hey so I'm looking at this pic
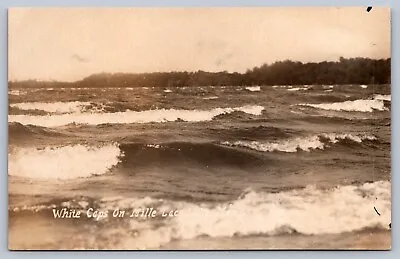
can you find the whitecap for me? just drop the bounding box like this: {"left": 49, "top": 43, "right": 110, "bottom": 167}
{"left": 8, "top": 143, "right": 122, "bottom": 180}
{"left": 8, "top": 105, "right": 265, "bottom": 127}
{"left": 245, "top": 86, "right": 261, "bottom": 92}
{"left": 222, "top": 133, "right": 376, "bottom": 153}
{"left": 299, "top": 99, "right": 387, "bottom": 112}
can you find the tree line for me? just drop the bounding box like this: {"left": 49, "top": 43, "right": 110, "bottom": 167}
{"left": 9, "top": 57, "right": 391, "bottom": 88}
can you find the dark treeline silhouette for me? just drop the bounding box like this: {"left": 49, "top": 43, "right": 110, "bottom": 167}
{"left": 9, "top": 57, "right": 391, "bottom": 88}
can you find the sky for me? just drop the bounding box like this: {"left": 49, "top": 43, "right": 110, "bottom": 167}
{"left": 8, "top": 7, "right": 391, "bottom": 82}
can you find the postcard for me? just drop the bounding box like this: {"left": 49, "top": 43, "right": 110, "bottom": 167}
{"left": 8, "top": 7, "right": 391, "bottom": 250}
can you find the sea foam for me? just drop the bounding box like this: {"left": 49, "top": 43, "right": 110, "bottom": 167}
{"left": 300, "top": 99, "right": 388, "bottom": 112}
{"left": 374, "top": 94, "right": 391, "bottom": 101}
{"left": 8, "top": 144, "right": 123, "bottom": 179}
{"left": 10, "top": 180, "right": 391, "bottom": 249}
{"left": 202, "top": 96, "right": 219, "bottom": 100}
{"left": 8, "top": 90, "right": 27, "bottom": 96}
{"left": 20, "top": 180, "right": 389, "bottom": 249}
{"left": 8, "top": 105, "right": 264, "bottom": 127}
{"left": 245, "top": 86, "right": 261, "bottom": 92}
{"left": 287, "top": 87, "right": 308, "bottom": 92}
{"left": 155, "top": 180, "right": 391, "bottom": 240}
{"left": 222, "top": 133, "right": 376, "bottom": 153}
{"left": 10, "top": 101, "right": 91, "bottom": 114}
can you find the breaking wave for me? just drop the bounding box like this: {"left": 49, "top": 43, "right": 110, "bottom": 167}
{"left": 9, "top": 89, "right": 27, "bottom": 96}
{"left": 222, "top": 133, "right": 377, "bottom": 153}
{"left": 8, "top": 144, "right": 123, "bottom": 180}
{"left": 287, "top": 87, "right": 309, "bottom": 91}
{"left": 374, "top": 94, "right": 391, "bottom": 101}
{"left": 8, "top": 105, "right": 264, "bottom": 127}
{"left": 299, "top": 99, "right": 388, "bottom": 112}
{"left": 245, "top": 86, "right": 261, "bottom": 92}
{"left": 10, "top": 101, "right": 92, "bottom": 114}
{"left": 202, "top": 96, "right": 219, "bottom": 100}
{"left": 10, "top": 180, "right": 391, "bottom": 249}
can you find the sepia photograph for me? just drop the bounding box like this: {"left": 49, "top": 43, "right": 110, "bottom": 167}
{"left": 8, "top": 7, "right": 391, "bottom": 250}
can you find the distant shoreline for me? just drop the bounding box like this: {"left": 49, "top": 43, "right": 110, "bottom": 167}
{"left": 9, "top": 57, "right": 391, "bottom": 88}
{"left": 8, "top": 83, "right": 391, "bottom": 89}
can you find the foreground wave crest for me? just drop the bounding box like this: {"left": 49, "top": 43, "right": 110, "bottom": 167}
{"left": 8, "top": 144, "right": 123, "bottom": 179}
{"left": 10, "top": 181, "right": 391, "bottom": 249}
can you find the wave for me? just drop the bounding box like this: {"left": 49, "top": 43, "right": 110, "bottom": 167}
{"left": 374, "top": 94, "right": 391, "bottom": 101}
{"left": 360, "top": 85, "right": 368, "bottom": 89}
{"left": 245, "top": 86, "right": 261, "bottom": 92}
{"left": 287, "top": 87, "right": 309, "bottom": 91}
{"left": 271, "top": 85, "right": 310, "bottom": 91}
{"left": 222, "top": 133, "right": 377, "bottom": 153}
{"left": 8, "top": 105, "right": 264, "bottom": 127}
{"left": 299, "top": 99, "right": 388, "bottom": 112}
{"left": 8, "top": 144, "right": 123, "bottom": 180}
{"left": 10, "top": 181, "right": 391, "bottom": 249}
{"left": 9, "top": 89, "right": 27, "bottom": 96}
{"left": 9, "top": 122, "right": 65, "bottom": 139}
{"left": 158, "top": 180, "right": 390, "bottom": 243}
{"left": 163, "top": 89, "right": 172, "bottom": 93}
{"left": 208, "top": 125, "right": 295, "bottom": 140}
{"left": 10, "top": 101, "right": 92, "bottom": 114}
{"left": 272, "top": 85, "right": 292, "bottom": 89}
{"left": 117, "top": 142, "right": 265, "bottom": 168}
{"left": 9, "top": 101, "right": 135, "bottom": 114}
{"left": 310, "top": 94, "right": 347, "bottom": 103}
{"left": 7, "top": 140, "right": 267, "bottom": 180}
{"left": 202, "top": 96, "right": 219, "bottom": 100}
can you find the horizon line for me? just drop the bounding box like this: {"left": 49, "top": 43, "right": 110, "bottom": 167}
{"left": 8, "top": 56, "right": 391, "bottom": 83}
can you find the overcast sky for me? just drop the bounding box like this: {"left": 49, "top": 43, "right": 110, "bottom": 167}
{"left": 9, "top": 7, "right": 390, "bottom": 82}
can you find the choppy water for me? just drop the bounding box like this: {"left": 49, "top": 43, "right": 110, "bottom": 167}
{"left": 8, "top": 84, "right": 391, "bottom": 250}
